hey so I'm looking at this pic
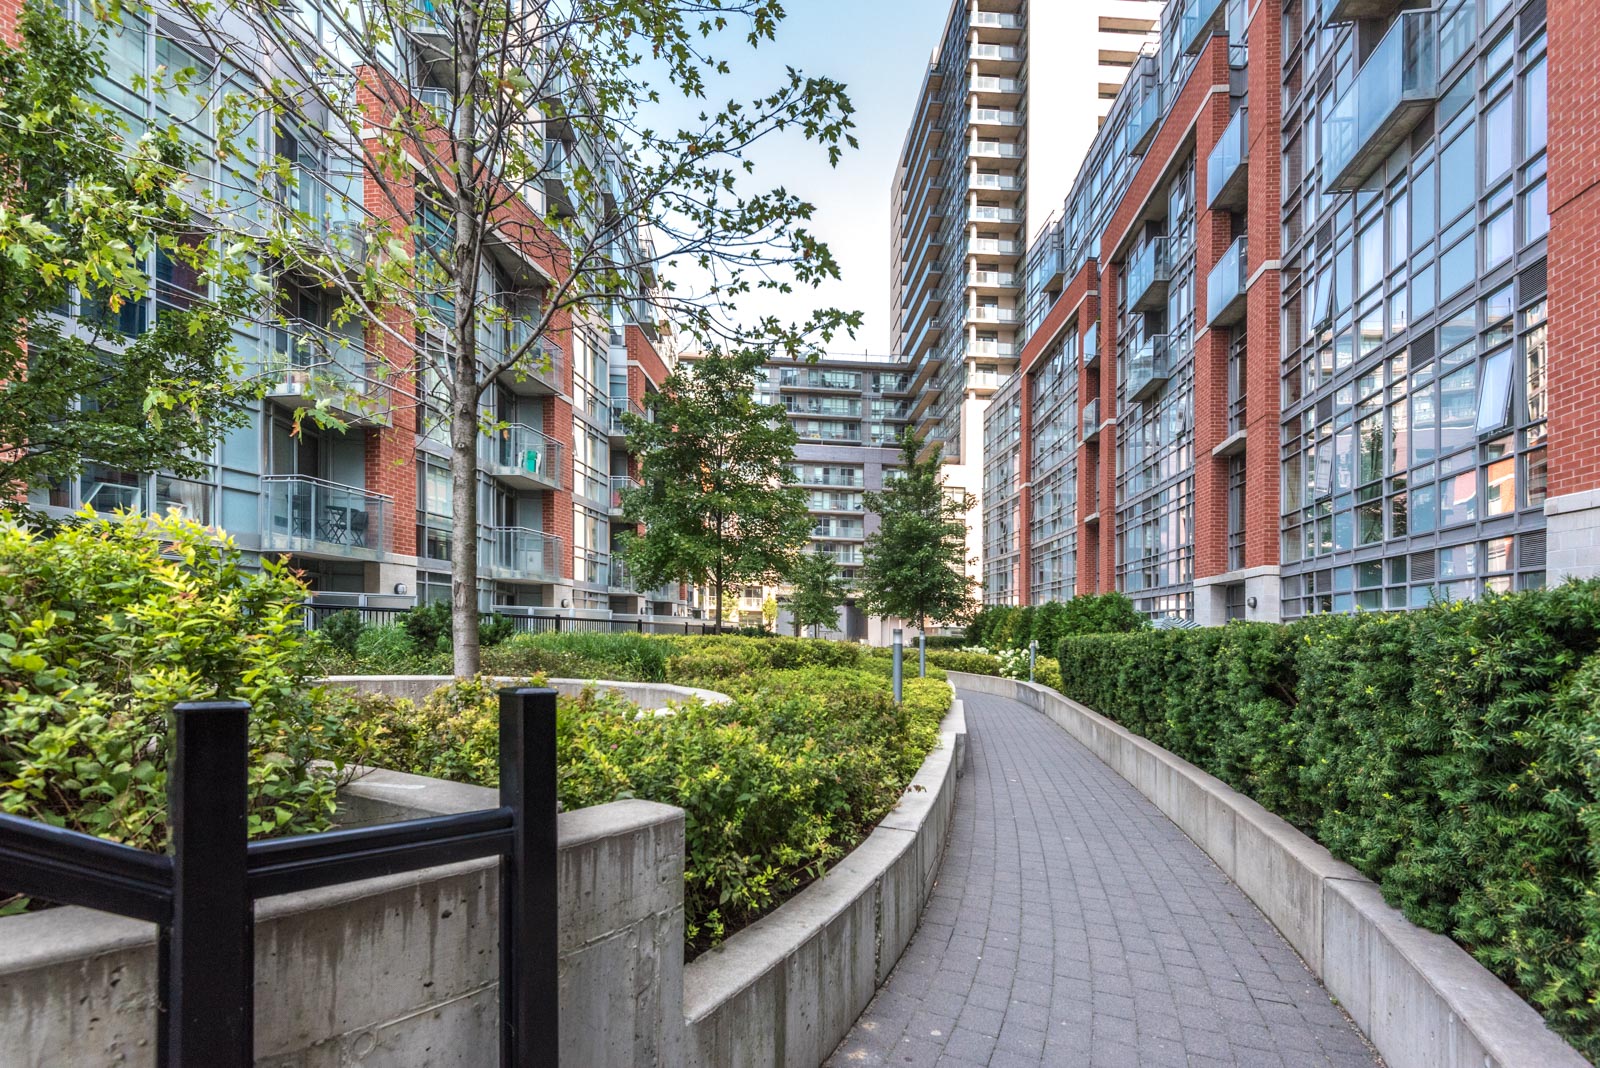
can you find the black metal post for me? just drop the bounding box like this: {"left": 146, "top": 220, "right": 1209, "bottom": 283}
{"left": 163, "top": 700, "right": 253, "bottom": 1068}
{"left": 498, "top": 688, "right": 558, "bottom": 1067}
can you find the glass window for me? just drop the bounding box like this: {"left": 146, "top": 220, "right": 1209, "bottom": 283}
{"left": 1525, "top": 55, "right": 1548, "bottom": 158}
{"left": 1439, "top": 132, "right": 1475, "bottom": 224}
{"left": 1440, "top": 365, "right": 1476, "bottom": 456}
{"left": 1485, "top": 439, "right": 1516, "bottom": 516}
{"left": 1485, "top": 95, "right": 1514, "bottom": 180}
{"left": 1412, "top": 164, "right": 1436, "bottom": 252}
{"left": 1476, "top": 348, "right": 1515, "bottom": 434}
{"left": 1441, "top": 470, "right": 1478, "bottom": 527}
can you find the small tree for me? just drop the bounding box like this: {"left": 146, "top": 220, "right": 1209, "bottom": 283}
{"left": 0, "top": 3, "right": 255, "bottom": 504}
{"left": 789, "top": 552, "right": 848, "bottom": 638}
{"left": 856, "top": 430, "right": 977, "bottom": 635}
{"left": 761, "top": 594, "right": 779, "bottom": 633}
{"left": 619, "top": 349, "right": 812, "bottom": 633}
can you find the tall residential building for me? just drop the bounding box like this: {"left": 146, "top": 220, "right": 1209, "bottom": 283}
{"left": 28, "top": 1, "right": 687, "bottom": 627}
{"left": 754, "top": 355, "right": 914, "bottom": 642}
{"left": 891, "top": 0, "right": 1164, "bottom": 590}
{"left": 986, "top": 0, "right": 1593, "bottom": 625}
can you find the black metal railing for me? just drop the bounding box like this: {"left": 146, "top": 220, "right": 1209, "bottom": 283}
{"left": 300, "top": 603, "right": 721, "bottom": 637}
{"left": 0, "top": 688, "right": 559, "bottom": 1067}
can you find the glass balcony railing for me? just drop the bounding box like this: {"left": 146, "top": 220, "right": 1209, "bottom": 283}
{"left": 1179, "top": 0, "right": 1228, "bottom": 54}
{"left": 971, "top": 270, "right": 1018, "bottom": 287}
{"left": 1127, "top": 335, "right": 1174, "bottom": 403}
{"left": 1082, "top": 398, "right": 1102, "bottom": 444}
{"left": 972, "top": 141, "right": 1022, "bottom": 159}
{"left": 1207, "top": 235, "right": 1250, "bottom": 327}
{"left": 1126, "top": 238, "right": 1171, "bottom": 313}
{"left": 971, "top": 76, "right": 1021, "bottom": 95}
{"left": 490, "top": 326, "right": 565, "bottom": 394}
{"left": 970, "top": 205, "right": 1022, "bottom": 224}
{"left": 1127, "top": 86, "right": 1162, "bottom": 156}
{"left": 480, "top": 422, "right": 564, "bottom": 490}
{"left": 970, "top": 238, "right": 1022, "bottom": 256}
{"left": 972, "top": 44, "right": 1023, "bottom": 64}
{"left": 267, "top": 320, "right": 387, "bottom": 426}
{"left": 1323, "top": 10, "right": 1438, "bottom": 192}
{"left": 261, "top": 475, "right": 390, "bottom": 559}
{"left": 1084, "top": 321, "right": 1101, "bottom": 368}
{"left": 285, "top": 164, "right": 369, "bottom": 265}
{"left": 1321, "top": 0, "right": 1403, "bottom": 25}
{"left": 971, "top": 10, "right": 1021, "bottom": 30}
{"left": 969, "top": 173, "right": 1021, "bottom": 191}
{"left": 969, "top": 305, "right": 1019, "bottom": 324}
{"left": 480, "top": 527, "right": 561, "bottom": 583}
{"left": 609, "top": 398, "right": 645, "bottom": 436}
{"left": 609, "top": 474, "right": 640, "bottom": 513}
{"left": 576, "top": 549, "right": 610, "bottom": 587}
{"left": 1206, "top": 107, "right": 1249, "bottom": 211}
{"left": 608, "top": 559, "right": 636, "bottom": 592}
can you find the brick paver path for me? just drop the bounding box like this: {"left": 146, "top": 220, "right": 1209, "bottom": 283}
{"left": 825, "top": 689, "right": 1381, "bottom": 1068}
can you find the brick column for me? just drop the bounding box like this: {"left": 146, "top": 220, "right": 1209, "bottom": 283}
{"left": 1095, "top": 263, "right": 1119, "bottom": 595}
{"left": 1018, "top": 367, "right": 1034, "bottom": 603}
{"left": 1545, "top": 0, "right": 1600, "bottom": 580}
{"left": 1191, "top": 84, "right": 1237, "bottom": 591}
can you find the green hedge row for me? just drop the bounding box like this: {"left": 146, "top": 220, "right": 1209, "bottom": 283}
{"left": 1054, "top": 584, "right": 1600, "bottom": 1059}
{"left": 966, "top": 594, "right": 1145, "bottom": 651}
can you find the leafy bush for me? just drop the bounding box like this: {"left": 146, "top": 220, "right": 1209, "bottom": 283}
{"left": 0, "top": 510, "right": 345, "bottom": 868}
{"left": 401, "top": 600, "right": 453, "bottom": 653}
{"left": 1054, "top": 586, "right": 1600, "bottom": 1059}
{"left": 348, "top": 637, "right": 954, "bottom": 953}
{"left": 320, "top": 610, "right": 366, "bottom": 656}
{"left": 967, "top": 594, "right": 1146, "bottom": 651}
{"left": 356, "top": 624, "right": 425, "bottom": 673}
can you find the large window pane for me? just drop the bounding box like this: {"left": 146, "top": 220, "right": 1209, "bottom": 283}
{"left": 1476, "top": 348, "right": 1515, "bottom": 433}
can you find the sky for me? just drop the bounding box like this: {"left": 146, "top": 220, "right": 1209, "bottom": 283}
{"left": 637, "top": 0, "right": 953, "bottom": 357}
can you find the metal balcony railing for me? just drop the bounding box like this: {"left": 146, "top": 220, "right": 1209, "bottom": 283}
{"left": 1082, "top": 398, "right": 1102, "bottom": 444}
{"left": 1084, "top": 321, "right": 1101, "bottom": 369}
{"left": 608, "top": 398, "right": 646, "bottom": 437}
{"left": 609, "top": 475, "right": 640, "bottom": 514}
{"left": 491, "top": 328, "right": 565, "bottom": 394}
{"left": 1179, "top": 0, "right": 1228, "bottom": 54}
{"left": 1207, "top": 107, "right": 1249, "bottom": 211}
{"left": 266, "top": 320, "right": 387, "bottom": 426}
{"left": 260, "top": 475, "right": 390, "bottom": 558}
{"left": 480, "top": 527, "right": 561, "bottom": 583}
{"left": 1207, "top": 235, "right": 1250, "bottom": 327}
{"left": 481, "top": 422, "right": 563, "bottom": 490}
{"left": 1323, "top": 10, "right": 1438, "bottom": 192}
{"left": 285, "top": 164, "right": 369, "bottom": 265}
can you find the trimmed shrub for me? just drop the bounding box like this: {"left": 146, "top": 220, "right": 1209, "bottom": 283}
{"left": 0, "top": 510, "right": 345, "bottom": 861}
{"left": 1055, "top": 585, "right": 1600, "bottom": 1058}
{"left": 320, "top": 610, "right": 366, "bottom": 656}
{"left": 967, "top": 594, "right": 1147, "bottom": 652}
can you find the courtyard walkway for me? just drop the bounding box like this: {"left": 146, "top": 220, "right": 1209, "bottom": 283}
{"left": 825, "top": 689, "right": 1381, "bottom": 1068}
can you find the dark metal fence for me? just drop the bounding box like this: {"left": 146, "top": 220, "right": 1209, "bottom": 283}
{"left": 300, "top": 602, "right": 720, "bottom": 637}
{"left": 0, "top": 688, "right": 559, "bottom": 1067}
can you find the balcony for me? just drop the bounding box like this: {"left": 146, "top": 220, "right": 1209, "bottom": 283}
{"left": 970, "top": 172, "right": 1021, "bottom": 192}
{"left": 971, "top": 140, "right": 1022, "bottom": 160}
{"left": 970, "top": 10, "right": 1022, "bottom": 34}
{"left": 971, "top": 270, "right": 1017, "bottom": 289}
{"left": 493, "top": 330, "right": 565, "bottom": 395}
{"left": 971, "top": 107, "right": 1022, "bottom": 129}
{"left": 608, "top": 559, "right": 636, "bottom": 593}
{"left": 971, "top": 43, "right": 1024, "bottom": 71}
{"left": 576, "top": 549, "right": 610, "bottom": 587}
{"left": 1125, "top": 238, "right": 1171, "bottom": 313}
{"left": 480, "top": 422, "right": 564, "bottom": 491}
{"left": 969, "top": 204, "right": 1022, "bottom": 225}
{"left": 1323, "top": 10, "right": 1438, "bottom": 192}
{"left": 1206, "top": 235, "right": 1249, "bottom": 327}
{"left": 970, "top": 237, "right": 1022, "bottom": 257}
{"left": 970, "top": 75, "right": 1022, "bottom": 98}
{"left": 609, "top": 398, "right": 645, "bottom": 440}
{"left": 968, "top": 305, "right": 1019, "bottom": 325}
{"left": 266, "top": 321, "right": 388, "bottom": 427}
{"left": 260, "top": 475, "right": 390, "bottom": 560}
{"left": 1207, "top": 107, "right": 1249, "bottom": 212}
{"left": 1127, "top": 336, "right": 1174, "bottom": 403}
{"left": 1084, "top": 321, "right": 1101, "bottom": 369}
{"left": 480, "top": 527, "right": 561, "bottom": 583}
{"left": 609, "top": 474, "right": 640, "bottom": 515}
{"left": 285, "top": 164, "right": 369, "bottom": 267}
{"left": 1082, "top": 398, "right": 1102, "bottom": 444}
{"left": 1179, "top": 0, "right": 1229, "bottom": 54}
{"left": 1321, "top": 0, "right": 1404, "bottom": 23}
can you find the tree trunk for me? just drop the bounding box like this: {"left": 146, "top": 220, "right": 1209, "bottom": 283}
{"left": 450, "top": 393, "right": 481, "bottom": 676}
{"left": 714, "top": 569, "right": 724, "bottom": 635}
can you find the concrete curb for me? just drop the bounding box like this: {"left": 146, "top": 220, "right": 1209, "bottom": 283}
{"left": 681, "top": 681, "right": 965, "bottom": 1068}
{"left": 945, "top": 670, "right": 1588, "bottom": 1068}
{"left": 321, "top": 674, "right": 733, "bottom": 709}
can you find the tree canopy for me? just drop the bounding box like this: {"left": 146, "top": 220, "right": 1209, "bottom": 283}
{"left": 0, "top": 2, "right": 256, "bottom": 505}
{"left": 855, "top": 430, "right": 977, "bottom": 633}
{"left": 618, "top": 349, "right": 812, "bottom": 631}
{"left": 788, "top": 551, "right": 848, "bottom": 637}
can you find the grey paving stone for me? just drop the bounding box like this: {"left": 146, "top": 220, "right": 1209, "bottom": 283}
{"left": 823, "top": 689, "right": 1378, "bottom": 1068}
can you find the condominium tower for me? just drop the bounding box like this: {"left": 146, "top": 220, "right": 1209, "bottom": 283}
{"left": 890, "top": 0, "right": 1165, "bottom": 584}
{"left": 985, "top": 0, "right": 1594, "bottom": 625}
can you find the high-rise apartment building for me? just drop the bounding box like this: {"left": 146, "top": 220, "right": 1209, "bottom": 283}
{"left": 26, "top": 1, "right": 687, "bottom": 627}
{"left": 985, "top": 0, "right": 1599, "bottom": 625}
{"left": 754, "top": 355, "right": 914, "bottom": 641}
{"left": 891, "top": 0, "right": 1164, "bottom": 588}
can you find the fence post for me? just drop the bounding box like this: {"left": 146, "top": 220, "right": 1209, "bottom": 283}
{"left": 498, "top": 688, "right": 558, "bottom": 1067}
{"left": 163, "top": 700, "right": 253, "bottom": 1068}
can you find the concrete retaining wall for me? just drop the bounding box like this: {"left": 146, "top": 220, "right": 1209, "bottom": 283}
{"left": 0, "top": 689, "right": 965, "bottom": 1068}
{"left": 0, "top": 798, "right": 684, "bottom": 1067}
{"left": 321, "top": 675, "right": 732, "bottom": 710}
{"left": 945, "top": 670, "right": 1588, "bottom": 1068}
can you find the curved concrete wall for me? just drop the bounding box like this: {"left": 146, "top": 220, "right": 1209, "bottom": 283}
{"left": 0, "top": 690, "right": 965, "bottom": 1068}
{"left": 945, "top": 670, "right": 1588, "bottom": 1068}
{"left": 321, "top": 674, "right": 732, "bottom": 710}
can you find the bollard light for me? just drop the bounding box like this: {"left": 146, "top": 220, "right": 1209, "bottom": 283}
{"left": 892, "top": 628, "right": 904, "bottom": 704}
{"left": 918, "top": 633, "right": 927, "bottom": 678}
{"left": 1029, "top": 639, "right": 1038, "bottom": 683}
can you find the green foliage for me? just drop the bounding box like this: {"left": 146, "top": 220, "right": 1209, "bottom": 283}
{"left": 789, "top": 552, "right": 849, "bottom": 636}
{"left": 402, "top": 601, "right": 454, "bottom": 654}
{"left": 855, "top": 431, "right": 978, "bottom": 632}
{"left": 1053, "top": 586, "right": 1600, "bottom": 1058}
{"left": 619, "top": 350, "right": 813, "bottom": 630}
{"left": 320, "top": 611, "right": 367, "bottom": 656}
{"left": 0, "top": 510, "right": 344, "bottom": 865}
{"left": 347, "top": 636, "right": 952, "bottom": 953}
{"left": 967, "top": 594, "right": 1146, "bottom": 650}
{"left": 478, "top": 631, "right": 672, "bottom": 683}
{"left": 0, "top": 2, "right": 255, "bottom": 501}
